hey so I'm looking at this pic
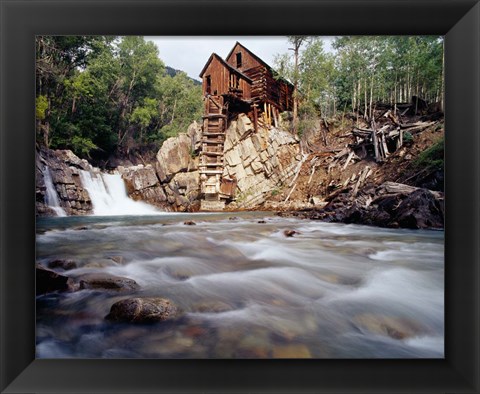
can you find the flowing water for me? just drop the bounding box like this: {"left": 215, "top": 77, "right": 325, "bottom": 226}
{"left": 36, "top": 213, "right": 444, "bottom": 359}
{"left": 42, "top": 166, "right": 67, "bottom": 217}
{"left": 79, "top": 170, "right": 162, "bottom": 216}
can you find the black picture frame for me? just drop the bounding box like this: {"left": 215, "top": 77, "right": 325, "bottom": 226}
{"left": 1, "top": 0, "right": 479, "bottom": 392}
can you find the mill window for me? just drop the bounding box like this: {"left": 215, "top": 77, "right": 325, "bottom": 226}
{"left": 236, "top": 52, "right": 242, "bottom": 68}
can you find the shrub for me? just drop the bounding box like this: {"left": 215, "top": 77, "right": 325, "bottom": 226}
{"left": 414, "top": 138, "right": 444, "bottom": 170}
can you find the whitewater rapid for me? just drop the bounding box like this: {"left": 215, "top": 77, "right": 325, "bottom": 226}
{"left": 36, "top": 213, "right": 444, "bottom": 359}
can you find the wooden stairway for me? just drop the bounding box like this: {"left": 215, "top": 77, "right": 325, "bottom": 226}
{"left": 199, "top": 95, "right": 227, "bottom": 210}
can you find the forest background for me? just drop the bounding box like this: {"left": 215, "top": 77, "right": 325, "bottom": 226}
{"left": 35, "top": 36, "right": 443, "bottom": 166}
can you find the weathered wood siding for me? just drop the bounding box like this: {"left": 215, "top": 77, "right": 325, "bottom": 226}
{"left": 226, "top": 43, "right": 263, "bottom": 72}
{"left": 202, "top": 56, "right": 251, "bottom": 99}
{"left": 243, "top": 66, "right": 293, "bottom": 112}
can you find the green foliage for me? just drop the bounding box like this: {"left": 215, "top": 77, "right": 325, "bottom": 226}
{"left": 403, "top": 131, "right": 413, "bottom": 143}
{"left": 271, "top": 189, "right": 280, "bottom": 197}
{"left": 332, "top": 36, "right": 444, "bottom": 112}
{"left": 71, "top": 136, "right": 99, "bottom": 158}
{"left": 36, "top": 35, "right": 202, "bottom": 161}
{"left": 414, "top": 138, "right": 444, "bottom": 170}
{"left": 36, "top": 95, "right": 48, "bottom": 120}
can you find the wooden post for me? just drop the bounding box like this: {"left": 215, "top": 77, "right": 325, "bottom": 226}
{"left": 273, "top": 107, "right": 279, "bottom": 128}
{"left": 263, "top": 102, "right": 268, "bottom": 124}
{"left": 397, "top": 128, "right": 403, "bottom": 150}
{"left": 381, "top": 132, "right": 389, "bottom": 158}
{"left": 253, "top": 104, "right": 258, "bottom": 133}
{"left": 371, "top": 120, "right": 381, "bottom": 162}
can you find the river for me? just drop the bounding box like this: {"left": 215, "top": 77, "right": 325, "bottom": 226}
{"left": 36, "top": 212, "right": 444, "bottom": 359}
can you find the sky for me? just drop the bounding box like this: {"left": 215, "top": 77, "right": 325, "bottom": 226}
{"left": 146, "top": 36, "right": 334, "bottom": 81}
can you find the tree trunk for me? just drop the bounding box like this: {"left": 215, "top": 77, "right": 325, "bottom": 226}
{"left": 293, "top": 46, "right": 299, "bottom": 133}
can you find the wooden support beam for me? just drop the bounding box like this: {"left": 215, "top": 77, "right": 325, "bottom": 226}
{"left": 253, "top": 104, "right": 258, "bottom": 133}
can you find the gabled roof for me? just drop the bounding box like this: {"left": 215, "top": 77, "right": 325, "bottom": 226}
{"left": 199, "top": 53, "right": 253, "bottom": 83}
{"left": 226, "top": 41, "right": 294, "bottom": 88}
{"left": 226, "top": 41, "right": 273, "bottom": 71}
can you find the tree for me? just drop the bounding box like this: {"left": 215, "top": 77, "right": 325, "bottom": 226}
{"left": 36, "top": 36, "right": 203, "bottom": 162}
{"left": 287, "top": 36, "right": 307, "bottom": 133}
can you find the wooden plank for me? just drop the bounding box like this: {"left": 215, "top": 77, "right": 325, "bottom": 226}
{"left": 342, "top": 150, "right": 355, "bottom": 170}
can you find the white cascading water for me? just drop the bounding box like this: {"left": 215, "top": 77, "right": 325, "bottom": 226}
{"left": 42, "top": 166, "right": 67, "bottom": 217}
{"left": 79, "top": 170, "right": 161, "bottom": 216}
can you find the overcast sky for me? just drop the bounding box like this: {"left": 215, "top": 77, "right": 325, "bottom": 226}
{"left": 146, "top": 36, "right": 334, "bottom": 81}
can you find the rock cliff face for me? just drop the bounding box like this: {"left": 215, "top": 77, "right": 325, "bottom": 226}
{"left": 153, "top": 121, "right": 202, "bottom": 211}
{"left": 222, "top": 114, "right": 301, "bottom": 209}
{"left": 117, "top": 164, "right": 169, "bottom": 210}
{"left": 36, "top": 148, "right": 93, "bottom": 216}
{"left": 36, "top": 115, "right": 302, "bottom": 216}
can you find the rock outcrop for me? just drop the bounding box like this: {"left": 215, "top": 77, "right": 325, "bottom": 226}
{"left": 118, "top": 164, "right": 169, "bottom": 209}
{"left": 36, "top": 116, "right": 302, "bottom": 215}
{"left": 153, "top": 122, "right": 202, "bottom": 211}
{"left": 36, "top": 148, "right": 93, "bottom": 216}
{"left": 222, "top": 114, "right": 301, "bottom": 209}
{"left": 300, "top": 181, "right": 444, "bottom": 229}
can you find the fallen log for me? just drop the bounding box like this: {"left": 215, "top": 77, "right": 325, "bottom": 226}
{"left": 378, "top": 181, "right": 443, "bottom": 199}
{"left": 399, "top": 121, "right": 436, "bottom": 130}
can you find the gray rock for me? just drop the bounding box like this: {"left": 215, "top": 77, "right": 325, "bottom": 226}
{"left": 156, "top": 133, "right": 195, "bottom": 183}
{"left": 77, "top": 273, "right": 140, "bottom": 292}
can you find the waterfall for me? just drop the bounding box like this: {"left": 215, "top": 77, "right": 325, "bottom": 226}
{"left": 79, "top": 170, "right": 161, "bottom": 216}
{"left": 42, "top": 166, "right": 67, "bottom": 217}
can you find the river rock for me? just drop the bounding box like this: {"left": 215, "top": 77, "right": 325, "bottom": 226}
{"left": 272, "top": 344, "right": 312, "bottom": 358}
{"left": 47, "top": 259, "right": 77, "bottom": 271}
{"left": 284, "top": 229, "right": 299, "bottom": 237}
{"left": 193, "top": 301, "right": 233, "bottom": 313}
{"left": 77, "top": 273, "right": 140, "bottom": 292}
{"left": 106, "top": 297, "right": 180, "bottom": 323}
{"left": 353, "top": 313, "right": 423, "bottom": 340}
{"left": 36, "top": 264, "right": 76, "bottom": 294}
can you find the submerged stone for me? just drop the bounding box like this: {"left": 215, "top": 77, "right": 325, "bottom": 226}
{"left": 47, "top": 259, "right": 78, "bottom": 271}
{"left": 77, "top": 273, "right": 139, "bottom": 292}
{"left": 106, "top": 297, "right": 180, "bottom": 323}
{"left": 272, "top": 344, "right": 312, "bottom": 358}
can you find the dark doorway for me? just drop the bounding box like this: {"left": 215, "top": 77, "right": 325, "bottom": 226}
{"left": 206, "top": 75, "right": 211, "bottom": 94}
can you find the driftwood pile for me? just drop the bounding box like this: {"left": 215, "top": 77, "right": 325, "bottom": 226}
{"left": 331, "top": 102, "right": 442, "bottom": 167}
{"left": 351, "top": 116, "right": 437, "bottom": 163}
{"left": 318, "top": 100, "right": 443, "bottom": 202}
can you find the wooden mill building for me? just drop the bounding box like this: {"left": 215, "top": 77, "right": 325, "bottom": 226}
{"left": 198, "top": 42, "right": 294, "bottom": 210}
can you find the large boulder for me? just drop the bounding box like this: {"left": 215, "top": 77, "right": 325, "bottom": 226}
{"left": 119, "top": 165, "right": 168, "bottom": 208}
{"left": 314, "top": 182, "right": 444, "bottom": 229}
{"left": 393, "top": 188, "right": 444, "bottom": 229}
{"left": 156, "top": 133, "right": 195, "bottom": 183}
{"left": 186, "top": 121, "right": 202, "bottom": 152}
{"left": 164, "top": 171, "right": 201, "bottom": 211}
{"left": 106, "top": 297, "right": 180, "bottom": 323}
{"left": 36, "top": 264, "right": 76, "bottom": 294}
